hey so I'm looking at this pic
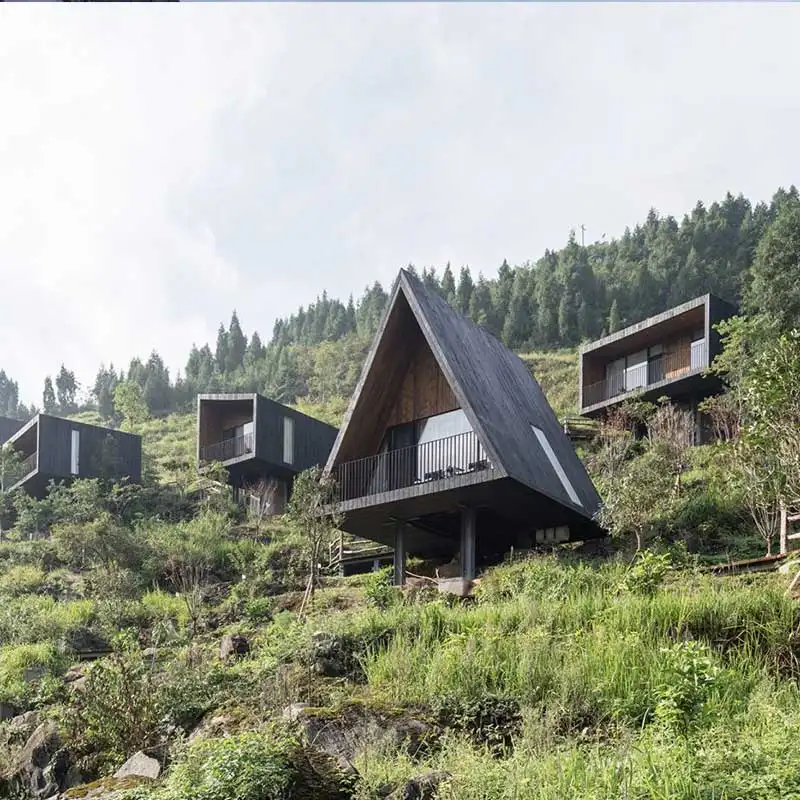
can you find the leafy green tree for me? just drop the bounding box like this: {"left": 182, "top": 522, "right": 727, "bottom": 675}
{"left": 42, "top": 376, "right": 56, "bottom": 414}
{"left": 92, "top": 364, "right": 119, "bottom": 420}
{"left": 285, "top": 466, "right": 343, "bottom": 614}
{"left": 114, "top": 380, "right": 149, "bottom": 433}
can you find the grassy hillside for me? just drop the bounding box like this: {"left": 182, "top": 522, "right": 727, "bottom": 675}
{"left": 2, "top": 518, "right": 799, "bottom": 799}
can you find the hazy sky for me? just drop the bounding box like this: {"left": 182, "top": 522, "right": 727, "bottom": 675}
{"left": 2, "top": 4, "right": 799, "bottom": 406}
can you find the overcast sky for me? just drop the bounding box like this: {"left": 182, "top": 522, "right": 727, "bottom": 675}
{"left": 1, "top": 5, "right": 799, "bottom": 406}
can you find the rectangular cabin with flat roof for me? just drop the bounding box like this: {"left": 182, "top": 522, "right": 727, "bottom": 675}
{"left": 578, "top": 294, "right": 737, "bottom": 442}
{"left": 4, "top": 414, "right": 142, "bottom": 497}
{"left": 197, "top": 393, "right": 338, "bottom": 516}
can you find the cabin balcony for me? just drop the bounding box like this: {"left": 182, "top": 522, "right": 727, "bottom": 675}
{"left": 337, "top": 430, "right": 493, "bottom": 503}
{"left": 2, "top": 450, "right": 38, "bottom": 492}
{"left": 582, "top": 338, "right": 708, "bottom": 410}
{"left": 199, "top": 432, "right": 255, "bottom": 464}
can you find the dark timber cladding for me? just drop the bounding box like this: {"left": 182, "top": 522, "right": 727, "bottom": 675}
{"left": 196, "top": 393, "right": 338, "bottom": 478}
{"left": 578, "top": 293, "right": 737, "bottom": 418}
{"left": 5, "top": 413, "right": 142, "bottom": 497}
{"left": 325, "top": 269, "right": 604, "bottom": 579}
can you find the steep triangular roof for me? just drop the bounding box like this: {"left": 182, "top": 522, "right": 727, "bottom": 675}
{"left": 326, "top": 269, "right": 601, "bottom": 519}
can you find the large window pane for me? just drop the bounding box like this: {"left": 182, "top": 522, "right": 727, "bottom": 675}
{"left": 283, "top": 417, "right": 294, "bottom": 464}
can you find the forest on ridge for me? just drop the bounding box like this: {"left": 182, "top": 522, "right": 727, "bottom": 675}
{"left": 1, "top": 185, "right": 799, "bottom": 423}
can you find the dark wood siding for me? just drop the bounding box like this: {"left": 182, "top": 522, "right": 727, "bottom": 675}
{"left": 37, "top": 415, "right": 142, "bottom": 484}
{"left": 255, "top": 396, "right": 338, "bottom": 472}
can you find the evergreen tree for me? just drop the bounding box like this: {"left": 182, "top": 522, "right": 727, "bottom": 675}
{"left": 456, "top": 267, "right": 474, "bottom": 315}
{"left": 42, "top": 376, "right": 56, "bottom": 414}
{"left": 245, "top": 331, "right": 266, "bottom": 366}
{"left": 468, "top": 275, "right": 496, "bottom": 333}
{"left": 441, "top": 263, "right": 456, "bottom": 306}
{"left": 0, "top": 371, "right": 20, "bottom": 418}
{"left": 55, "top": 365, "right": 77, "bottom": 413}
{"left": 215, "top": 324, "right": 229, "bottom": 373}
{"left": 227, "top": 311, "right": 247, "bottom": 372}
{"left": 502, "top": 269, "right": 532, "bottom": 349}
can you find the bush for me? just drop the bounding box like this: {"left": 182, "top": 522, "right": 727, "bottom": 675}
{"left": 619, "top": 550, "right": 672, "bottom": 595}
{"left": 362, "top": 567, "right": 397, "bottom": 610}
{"left": 654, "top": 640, "right": 722, "bottom": 735}
{"left": 0, "top": 642, "right": 65, "bottom": 705}
{"left": 0, "top": 564, "right": 46, "bottom": 596}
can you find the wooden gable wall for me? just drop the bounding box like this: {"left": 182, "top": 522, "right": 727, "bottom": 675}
{"left": 386, "top": 337, "right": 459, "bottom": 427}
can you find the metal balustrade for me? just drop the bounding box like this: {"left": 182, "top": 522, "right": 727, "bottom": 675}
{"left": 582, "top": 340, "right": 708, "bottom": 408}
{"left": 337, "top": 430, "right": 492, "bottom": 502}
{"left": 199, "top": 432, "right": 254, "bottom": 463}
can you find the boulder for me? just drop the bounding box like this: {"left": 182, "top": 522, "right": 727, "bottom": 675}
{"left": 309, "top": 632, "right": 357, "bottom": 678}
{"left": 290, "top": 702, "right": 435, "bottom": 766}
{"left": 219, "top": 633, "right": 250, "bottom": 662}
{"left": 59, "top": 775, "right": 152, "bottom": 799}
{"left": 4, "top": 720, "right": 72, "bottom": 799}
{"left": 6, "top": 711, "right": 41, "bottom": 742}
{"left": 389, "top": 771, "right": 452, "bottom": 800}
{"left": 113, "top": 752, "right": 161, "bottom": 781}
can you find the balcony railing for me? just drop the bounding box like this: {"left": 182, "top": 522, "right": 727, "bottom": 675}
{"left": 582, "top": 339, "right": 708, "bottom": 408}
{"left": 200, "top": 432, "right": 254, "bottom": 463}
{"left": 1, "top": 451, "right": 37, "bottom": 490}
{"left": 337, "top": 430, "right": 492, "bottom": 502}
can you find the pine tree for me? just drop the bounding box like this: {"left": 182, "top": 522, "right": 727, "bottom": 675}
{"left": 456, "top": 267, "right": 474, "bottom": 315}
{"left": 502, "top": 270, "right": 532, "bottom": 348}
{"left": 55, "top": 365, "right": 77, "bottom": 413}
{"left": 42, "top": 376, "right": 56, "bottom": 414}
{"left": 215, "top": 324, "right": 229, "bottom": 373}
{"left": 227, "top": 311, "right": 247, "bottom": 372}
{"left": 441, "top": 263, "right": 456, "bottom": 306}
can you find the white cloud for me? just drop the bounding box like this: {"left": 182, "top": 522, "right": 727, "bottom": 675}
{"left": 1, "top": 5, "right": 799, "bottom": 405}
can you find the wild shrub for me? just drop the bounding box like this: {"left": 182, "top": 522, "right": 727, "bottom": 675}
{"left": 156, "top": 727, "right": 354, "bottom": 800}
{"left": 0, "top": 642, "right": 65, "bottom": 705}
{"left": 654, "top": 640, "right": 722, "bottom": 735}
{"left": 67, "top": 630, "right": 162, "bottom": 772}
{"left": 0, "top": 564, "right": 46, "bottom": 596}
{"left": 362, "top": 567, "right": 397, "bottom": 610}
{"left": 618, "top": 550, "right": 672, "bottom": 595}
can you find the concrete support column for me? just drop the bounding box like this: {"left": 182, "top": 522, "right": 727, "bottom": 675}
{"left": 393, "top": 523, "right": 407, "bottom": 587}
{"left": 460, "top": 506, "right": 477, "bottom": 581}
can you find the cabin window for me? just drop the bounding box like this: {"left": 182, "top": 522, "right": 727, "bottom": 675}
{"left": 625, "top": 349, "right": 648, "bottom": 391}
{"left": 283, "top": 416, "right": 294, "bottom": 464}
{"left": 530, "top": 425, "right": 582, "bottom": 507}
{"left": 690, "top": 330, "right": 705, "bottom": 370}
{"left": 70, "top": 430, "right": 80, "bottom": 476}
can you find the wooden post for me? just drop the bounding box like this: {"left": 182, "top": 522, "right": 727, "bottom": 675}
{"left": 780, "top": 501, "right": 788, "bottom": 556}
{"left": 460, "top": 506, "right": 477, "bottom": 581}
{"left": 393, "top": 523, "right": 407, "bottom": 587}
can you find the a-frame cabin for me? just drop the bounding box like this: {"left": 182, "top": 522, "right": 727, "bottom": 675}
{"left": 325, "top": 269, "right": 604, "bottom": 585}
